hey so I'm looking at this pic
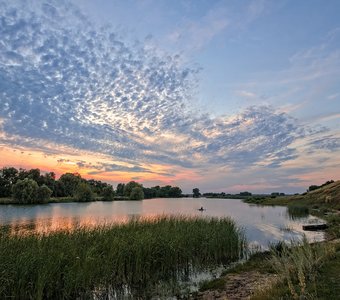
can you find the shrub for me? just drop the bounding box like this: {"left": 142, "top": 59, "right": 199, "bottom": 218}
{"left": 74, "top": 183, "right": 94, "bottom": 202}
{"left": 11, "top": 178, "right": 39, "bottom": 204}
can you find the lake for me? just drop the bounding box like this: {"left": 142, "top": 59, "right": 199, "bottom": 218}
{"left": 0, "top": 198, "right": 324, "bottom": 247}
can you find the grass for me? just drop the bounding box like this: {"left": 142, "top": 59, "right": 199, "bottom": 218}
{"left": 222, "top": 251, "right": 274, "bottom": 276}
{"left": 0, "top": 197, "right": 13, "bottom": 204}
{"left": 313, "top": 242, "right": 340, "bottom": 298}
{"left": 251, "top": 239, "right": 338, "bottom": 300}
{"left": 0, "top": 215, "right": 246, "bottom": 299}
{"left": 199, "top": 278, "right": 226, "bottom": 291}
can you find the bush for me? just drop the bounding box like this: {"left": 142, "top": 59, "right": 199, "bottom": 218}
{"left": 36, "top": 185, "right": 53, "bottom": 203}
{"left": 11, "top": 178, "right": 39, "bottom": 204}
{"left": 74, "top": 183, "right": 94, "bottom": 202}
{"left": 102, "top": 186, "right": 115, "bottom": 201}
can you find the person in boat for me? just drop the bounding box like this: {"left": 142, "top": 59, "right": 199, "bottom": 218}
{"left": 198, "top": 206, "right": 204, "bottom": 211}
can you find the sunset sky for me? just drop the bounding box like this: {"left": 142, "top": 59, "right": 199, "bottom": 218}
{"left": 0, "top": 0, "right": 339, "bottom": 193}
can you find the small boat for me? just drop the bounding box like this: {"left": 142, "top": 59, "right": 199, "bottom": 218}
{"left": 198, "top": 207, "right": 205, "bottom": 211}
{"left": 302, "top": 224, "right": 328, "bottom": 231}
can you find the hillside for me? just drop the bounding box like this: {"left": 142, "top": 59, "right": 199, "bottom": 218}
{"left": 256, "top": 180, "right": 340, "bottom": 210}
{"left": 285, "top": 180, "right": 340, "bottom": 208}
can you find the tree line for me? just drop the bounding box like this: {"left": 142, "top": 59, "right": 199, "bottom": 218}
{"left": 0, "top": 167, "right": 183, "bottom": 204}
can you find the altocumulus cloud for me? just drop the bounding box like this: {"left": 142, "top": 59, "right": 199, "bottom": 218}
{"left": 0, "top": 0, "right": 320, "bottom": 172}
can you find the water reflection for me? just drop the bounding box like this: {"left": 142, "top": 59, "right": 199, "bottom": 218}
{"left": 0, "top": 198, "right": 325, "bottom": 247}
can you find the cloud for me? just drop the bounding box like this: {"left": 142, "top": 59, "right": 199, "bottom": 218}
{"left": 308, "top": 135, "right": 340, "bottom": 152}
{"left": 166, "top": 2, "right": 229, "bottom": 51}
{"left": 236, "top": 90, "right": 258, "bottom": 99}
{"left": 0, "top": 0, "right": 337, "bottom": 183}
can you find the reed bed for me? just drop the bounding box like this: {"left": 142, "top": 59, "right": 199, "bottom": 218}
{"left": 0, "top": 215, "right": 246, "bottom": 299}
{"left": 270, "top": 237, "right": 335, "bottom": 299}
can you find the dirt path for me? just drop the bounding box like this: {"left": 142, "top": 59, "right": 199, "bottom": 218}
{"left": 190, "top": 271, "right": 278, "bottom": 300}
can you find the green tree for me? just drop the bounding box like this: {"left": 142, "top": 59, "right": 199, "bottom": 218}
{"left": 12, "top": 178, "right": 39, "bottom": 204}
{"left": 59, "top": 173, "right": 82, "bottom": 196}
{"left": 116, "top": 183, "right": 125, "bottom": 196}
{"left": 124, "top": 181, "right": 143, "bottom": 198}
{"left": 240, "top": 191, "right": 252, "bottom": 196}
{"left": 42, "top": 172, "right": 56, "bottom": 194}
{"left": 0, "top": 167, "right": 19, "bottom": 197}
{"left": 143, "top": 187, "right": 157, "bottom": 199}
{"left": 193, "top": 188, "right": 200, "bottom": 198}
{"left": 129, "top": 186, "right": 144, "bottom": 200}
{"left": 54, "top": 180, "right": 66, "bottom": 197}
{"left": 169, "top": 186, "right": 182, "bottom": 198}
{"left": 87, "top": 179, "right": 109, "bottom": 196}
{"left": 36, "top": 185, "right": 53, "bottom": 203}
{"left": 74, "top": 183, "right": 93, "bottom": 202}
{"left": 102, "top": 186, "right": 115, "bottom": 201}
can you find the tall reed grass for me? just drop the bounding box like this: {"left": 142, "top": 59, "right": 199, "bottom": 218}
{"left": 270, "top": 237, "right": 335, "bottom": 299}
{"left": 0, "top": 215, "right": 246, "bottom": 299}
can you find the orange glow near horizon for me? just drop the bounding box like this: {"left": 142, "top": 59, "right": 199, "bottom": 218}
{"left": 0, "top": 143, "right": 198, "bottom": 187}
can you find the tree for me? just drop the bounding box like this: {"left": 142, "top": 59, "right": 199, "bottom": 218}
{"left": 36, "top": 185, "right": 53, "bottom": 203}
{"left": 0, "top": 167, "right": 19, "bottom": 197}
{"left": 124, "top": 181, "right": 143, "bottom": 198}
{"left": 240, "top": 191, "right": 252, "bottom": 196}
{"left": 116, "top": 183, "right": 125, "bottom": 196}
{"left": 53, "top": 180, "right": 66, "bottom": 197}
{"left": 102, "top": 186, "right": 115, "bottom": 201}
{"left": 59, "top": 173, "right": 82, "bottom": 196}
{"left": 169, "top": 186, "right": 182, "bottom": 198}
{"left": 193, "top": 188, "right": 200, "bottom": 198}
{"left": 12, "top": 178, "right": 39, "bottom": 204}
{"left": 74, "top": 183, "right": 93, "bottom": 202}
{"left": 143, "top": 187, "right": 157, "bottom": 199}
{"left": 42, "top": 172, "right": 56, "bottom": 194}
{"left": 87, "top": 179, "right": 109, "bottom": 196}
{"left": 129, "top": 186, "right": 144, "bottom": 200}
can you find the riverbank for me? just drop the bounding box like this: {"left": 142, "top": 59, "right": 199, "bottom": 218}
{"left": 197, "top": 180, "right": 340, "bottom": 299}
{"left": 194, "top": 239, "right": 340, "bottom": 299}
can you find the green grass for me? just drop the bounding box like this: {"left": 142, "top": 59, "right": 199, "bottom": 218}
{"left": 0, "top": 197, "right": 13, "bottom": 204}
{"left": 0, "top": 216, "right": 246, "bottom": 299}
{"left": 199, "top": 278, "right": 226, "bottom": 291}
{"left": 221, "top": 251, "right": 274, "bottom": 276}
{"left": 251, "top": 239, "right": 338, "bottom": 300}
{"left": 313, "top": 242, "right": 340, "bottom": 298}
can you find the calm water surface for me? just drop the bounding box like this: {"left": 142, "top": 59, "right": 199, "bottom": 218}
{"left": 0, "top": 198, "right": 324, "bottom": 247}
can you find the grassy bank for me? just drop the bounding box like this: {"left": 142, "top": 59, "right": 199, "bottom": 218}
{"left": 198, "top": 239, "right": 339, "bottom": 299}
{"left": 0, "top": 216, "right": 246, "bottom": 299}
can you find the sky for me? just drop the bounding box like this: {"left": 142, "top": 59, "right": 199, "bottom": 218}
{"left": 0, "top": 0, "right": 339, "bottom": 193}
